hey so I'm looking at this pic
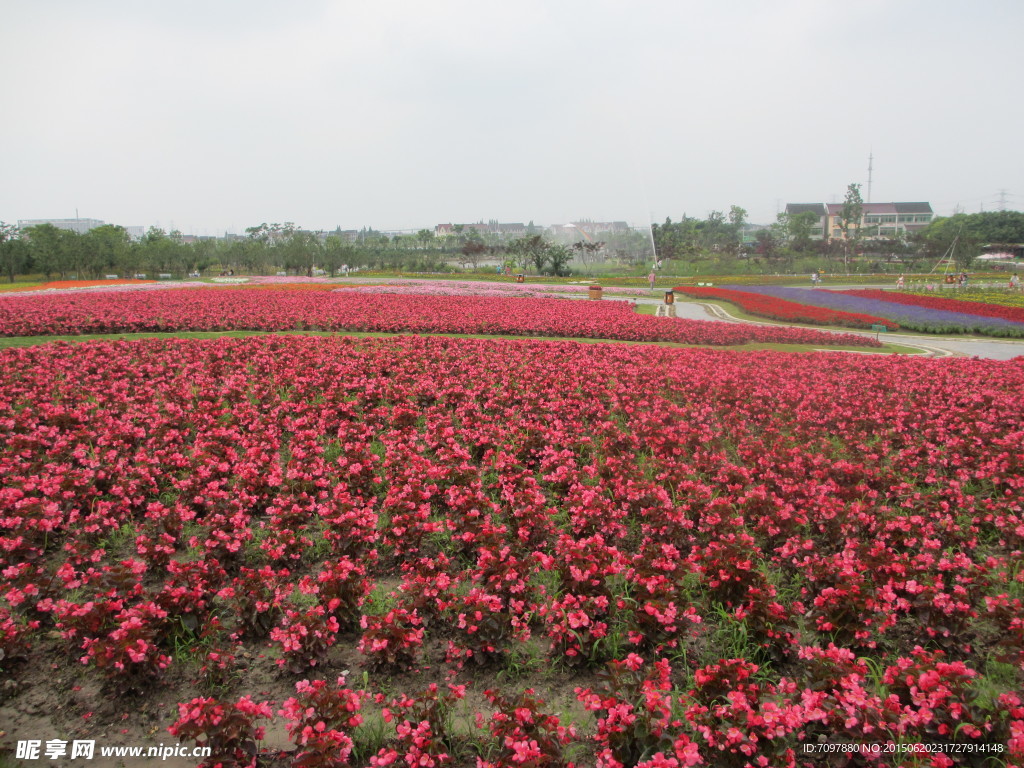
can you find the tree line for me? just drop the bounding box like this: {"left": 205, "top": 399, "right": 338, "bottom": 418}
{"left": 0, "top": 217, "right": 663, "bottom": 282}
{"left": 0, "top": 223, "right": 575, "bottom": 282}
{"left": 653, "top": 194, "right": 1024, "bottom": 273}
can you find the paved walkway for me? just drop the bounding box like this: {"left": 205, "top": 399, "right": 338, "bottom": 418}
{"left": 605, "top": 294, "right": 1024, "bottom": 361}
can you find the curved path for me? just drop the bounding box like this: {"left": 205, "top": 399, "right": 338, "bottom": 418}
{"left": 614, "top": 295, "right": 1024, "bottom": 360}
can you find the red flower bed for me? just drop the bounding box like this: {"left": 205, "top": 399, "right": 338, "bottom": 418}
{"left": 0, "top": 289, "right": 880, "bottom": 347}
{"left": 676, "top": 285, "right": 900, "bottom": 330}
{"left": 844, "top": 288, "right": 1024, "bottom": 323}
{"left": 2, "top": 336, "right": 1022, "bottom": 763}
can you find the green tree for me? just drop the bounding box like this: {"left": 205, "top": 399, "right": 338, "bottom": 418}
{"left": 82, "top": 224, "right": 131, "bottom": 278}
{"left": 547, "top": 243, "right": 572, "bottom": 276}
{"left": 652, "top": 216, "right": 701, "bottom": 262}
{"left": 754, "top": 227, "right": 782, "bottom": 264}
{"left": 915, "top": 215, "right": 982, "bottom": 271}
{"left": 837, "top": 183, "right": 864, "bottom": 272}
{"left": 416, "top": 229, "right": 434, "bottom": 249}
{"left": 0, "top": 222, "right": 28, "bottom": 282}
{"left": 570, "top": 240, "right": 604, "bottom": 275}
{"left": 917, "top": 210, "right": 1024, "bottom": 264}
{"left": 460, "top": 231, "right": 487, "bottom": 270}
{"left": 140, "top": 227, "right": 187, "bottom": 275}
{"left": 22, "top": 223, "right": 71, "bottom": 278}
{"left": 322, "top": 235, "right": 354, "bottom": 276}
{"left": 190, "top": 238, "right": 218, "bottom": 275}
{"left": 507, "top": 235, "right": 551, "bottom": 274}
{"left": 280, "top": 230, "right": 322, "bottom": 275}
{"left": 728, "top": 205, "right": 748, "bottom": 256}
{"left": 782, "top": 211, "right": 820, "bottom": 253}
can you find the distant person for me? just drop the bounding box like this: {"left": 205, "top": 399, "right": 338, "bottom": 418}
{"left": 1010, "top": 273, "right": 1021, "bottom": 289}
{"left": 648, "top": 271, "right": 656, "bottom": 290}
{"left": 896, "top": 274, "right": 905, "bottom": 289}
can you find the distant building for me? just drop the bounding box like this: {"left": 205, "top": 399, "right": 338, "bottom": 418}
{"left": 17, "top": 217, "right": 105, "bottom": 234}
{"left": 548, "top": 220, "right": 632, "bottom": 242}
{"left": 434, "top": 222, "right": 527, "bottom": 239}
{"left": 784, "top": 202, "right": 933, "bottom": 240}
{"left": 17, "top": 218, "right": 147, "bottom": 240}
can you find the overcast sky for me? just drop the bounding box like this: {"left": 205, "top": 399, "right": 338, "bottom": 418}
{"left": 3, "top": 0, "right": 1021, "bottom": 235}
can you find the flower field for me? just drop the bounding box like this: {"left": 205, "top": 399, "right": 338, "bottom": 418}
{"left": 674, "top": 286, "right": 900, "bottom": 330}
{"left": 1, "top": 335, "right": 1022, "bottom": 766}
{"left": 725, "top": 286, "right": 1024, "bottom": 338}
{"left": 843, "top": 290, "right": 1024, "bottom": 324}
{"left": 936, "top": 290, "right": 1024, "bottom": 311}
{"left": 0, "top": 289, "right": 879, "bottom": 347}
{"left": 337, "top": 280, "right": 647, "bottom": 297}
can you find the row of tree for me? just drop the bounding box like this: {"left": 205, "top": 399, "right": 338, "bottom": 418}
{"left": 4, "top": 206, "right": 1020, "bottom": 282}
{"left": 652, "top": 190, "right": 1024, "bottom": 272}
{"left": 0, "top": 221, "right": 590, "bottom": 281}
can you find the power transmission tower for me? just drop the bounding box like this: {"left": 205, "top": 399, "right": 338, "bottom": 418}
{"left": 997, "top": 189, "right": 1008, "bottom": 211}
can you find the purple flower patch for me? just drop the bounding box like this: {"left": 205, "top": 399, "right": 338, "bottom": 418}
{"left": 725, "top": 285, "right": 1024, "bottom": 337}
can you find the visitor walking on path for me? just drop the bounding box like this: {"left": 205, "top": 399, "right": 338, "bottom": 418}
{"left": 648, "top": 271, "right": 657, "bottom": 290}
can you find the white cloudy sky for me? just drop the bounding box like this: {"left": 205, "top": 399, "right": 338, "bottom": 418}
{"left": 2, "top": 0, "right": 1021, "bottom": 234}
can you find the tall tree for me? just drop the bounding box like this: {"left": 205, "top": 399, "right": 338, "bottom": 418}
{"left": 22, "top": 223, "right": 70, "bottom": 278}
{"left": 82, "top": 224, "right": 131, "bottom": 277}
{"left": 837, "top": 183, "right": 864, "bottom": 272}
{"left": 571, "top": 240, "right": 604, "bottom": 275}
{"left": 0, "top": 222, "right": 28, "bottom": 282}
{"left": 460, "top": 231, "right": 487, "bottom": 270}
{"left": 508, "top": 235, "right": 550, "bottom": 274}
{"left": 728, "top": 205, "right": 748, "bottom": 256}
{"left": 783, "top": 211, "right": 819, "bottom": 253}
{"left": 416, "top": 229, "right": 434, "bottom": 249}
{"left": 547, "top": 243, "right": 572, "bottom": 276}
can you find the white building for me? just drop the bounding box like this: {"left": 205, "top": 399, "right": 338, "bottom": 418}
{"left": 17, "top": 217, "right": 105, "bottom": 234}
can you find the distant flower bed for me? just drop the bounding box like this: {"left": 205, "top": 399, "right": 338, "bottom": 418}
{"left": 730, "top": 286, "right": 1024, "bottom": 337}
{"left": 249, "top": 276, "right": 353, "bottom": 284}
{"left": 227, "top": 283, "right": 375, "bottom": 292}
{"left": 676, "top": 286, "right": 899, "bottom": 330}
{"left": 45, "top": 279, "right": 157, "bottom": 289}
{"left": 0, "top": 289, "right": 880, "bottom": 347}
{"left": 15, "top": 279, "right": 158, "bottom": 291}
{"left": 844, "top": 289, "right": 1024, "bottom": 322}
{"left": 338, "top": 280, "right": 646, "bottom": 297}
{"left": 8, "top": 281, "right": 207, "bottom": 297}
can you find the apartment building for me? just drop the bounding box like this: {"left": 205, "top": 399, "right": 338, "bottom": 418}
{"left": 785, "top": 202, "right": 933, "bottom": 240}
